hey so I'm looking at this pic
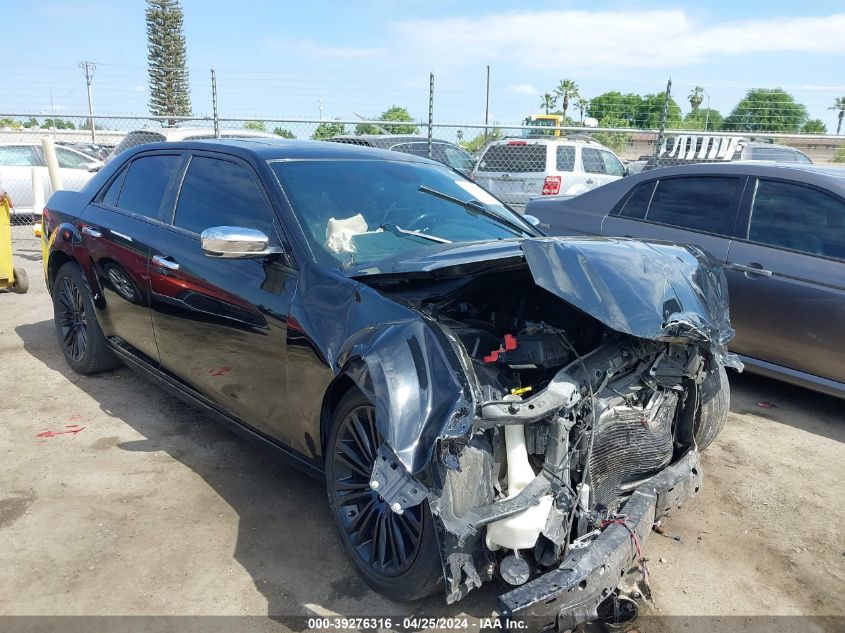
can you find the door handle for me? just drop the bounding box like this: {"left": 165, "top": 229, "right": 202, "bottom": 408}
{"left": 586, "top": 179, "right": 595, "bottom": 184}
{"left": 81, "top": 225, "right": 102, "bottom": 239}
{"left": 729, "top": 262, "right": 772, "bottom": 277}
{"left": 152, "top": 254, "right": 180, "bottom": 271}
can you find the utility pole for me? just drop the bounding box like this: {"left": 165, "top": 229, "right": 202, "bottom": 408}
{"left": 428, "top": 72, "right": 434, "bottom": 159}
{"left": 319, "top": 99, "right": 323, "bottom": 120}
{"left": 484, "top": 64, "right": 490, "bottom": 143}
{"left": 211, "top": 67, "right": 220, "bottom": 138}
{"left": 80, "top": 61, "right": 96, "bottom": 142}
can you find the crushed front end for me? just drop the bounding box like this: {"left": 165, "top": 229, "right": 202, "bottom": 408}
{"left": 354, "top": 238, "right": 738, "bottom": 630}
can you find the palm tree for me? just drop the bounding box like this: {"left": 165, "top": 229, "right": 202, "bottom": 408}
{"left": 574, "top": 98, "right": 590, "bottom": 125}
{"left": 688, "top": 86, "right": 704, "bottom": 112}
{"left": 830, "top": 97, "right": 845, "bottom": 135}
{"left": 553, "top": 79, "right": 579, "bottom": 120}
{"left": 539, "top": 93, "right": 557, "bottom": 114}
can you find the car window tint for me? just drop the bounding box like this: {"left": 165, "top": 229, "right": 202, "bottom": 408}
{"left": 581, "top": 148, "right": 605, "bottom": 174}
{"left": 749, "top": 179, "right": 845, "bottom": 259}
{"left": 598, "top": 150, "right": 625, "bottom": 176}
{"left": 556, "top": 146, "right": 575, "bottom": 172}
{"left": 646, "top": 177, "right": 739, "bottom": 234}
{"left": 750, "top": 147, "right": 797, "bottom": 162}
{"left": 116, "top": 155, "right": 180, "bottom": 219}
{"left": 618, "top": 181, "right": 656, "bottom": 219}
{"left": 0, "top": 146, "right": 40, "bottom": 166}
{"left": 100, "top": 166, "right": 128, "bottom": 207}
{"left": 174, "top": 156, "right": 276, "bottom": 237}
{"left": 477, "top": 144, "right": 546, "bottom": 173}
{"left": 56, "top": 147, "right": 91, "bottom": 169}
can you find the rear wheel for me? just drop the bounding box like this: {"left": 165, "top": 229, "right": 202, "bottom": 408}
{"left": 12, "top": 267, "right": 28, "bottom": 294}
{"left": 325, "top": 389, "right": 442, "bottom": 601}
{"left": 53, "top": 263, "right": 119, "bottom": 374}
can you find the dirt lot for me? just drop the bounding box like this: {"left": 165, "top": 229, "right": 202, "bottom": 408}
{"left": 1, "top": 230, "right": 844, "bottom": 632}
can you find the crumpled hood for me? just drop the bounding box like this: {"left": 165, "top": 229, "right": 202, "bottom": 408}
{"left": 521, "top": 237, "right": 741, "bottom": 367}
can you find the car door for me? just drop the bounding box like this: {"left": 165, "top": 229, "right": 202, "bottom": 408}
{"left": 726, "top": 177, "right": 845, "bottom": 384}
{"left": 580, "top": 147, "right": 626, "bottom": 191}
{"left": 77, "top": 152, "right": 183, "bottom": 364}
{"left": 149, "top": 151, "right": 298, "bottom": 443}
{"left": 601, "top": 175, "right": 745, "bottom": 264}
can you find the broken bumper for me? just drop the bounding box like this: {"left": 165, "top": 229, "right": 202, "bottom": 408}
{"left": 497, "top": 449, "right": 703, "bottom": 631}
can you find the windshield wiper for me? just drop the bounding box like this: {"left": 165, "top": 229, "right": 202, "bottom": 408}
{"left": 379, "top": 223, "right": 452, "bottom": 244}
{"left": 417, "top": 185, "right": 530, "bottom": 235}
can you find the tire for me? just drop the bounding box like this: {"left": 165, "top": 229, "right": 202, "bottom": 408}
{"left": 12, "top": 267, "right": 28, "bottom": 294}
{"left": 325, "top": 389, "right": 443, "bottom": 601}
{"left": 53, "top": 262, "right": 120, "bottom": 375}
{"left": 694, "top": 359, "right": 730, "bottom": 451}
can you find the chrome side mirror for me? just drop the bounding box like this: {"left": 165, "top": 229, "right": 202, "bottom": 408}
{"left": 523, "top": 214, "right": 541, "bottom": 227}
{"left": 200, "top": 226, "right": 283, "bottom": 259}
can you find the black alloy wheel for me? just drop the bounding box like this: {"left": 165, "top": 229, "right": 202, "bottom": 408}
{"left": 326, "top": 390, "right": 442, "bottom": 600}
{"left": 56, "top": 275, "right": 89, "bottom": 363}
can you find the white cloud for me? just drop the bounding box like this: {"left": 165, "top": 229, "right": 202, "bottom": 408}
{"left": 507, "top": 83, "right": 538, "bottom": 95}
{"left": 390, "top": 10, "right": 845, "bottom": 71}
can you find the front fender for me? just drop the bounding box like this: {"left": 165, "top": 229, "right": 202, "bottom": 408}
{"left": 336, "top": 318, "right": 475, "bottom": 475}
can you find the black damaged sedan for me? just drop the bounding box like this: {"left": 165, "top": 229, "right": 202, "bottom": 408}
{"left": 42, "top": 139, "right": 737, "bottom": 630}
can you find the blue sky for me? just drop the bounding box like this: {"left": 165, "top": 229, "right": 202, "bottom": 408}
{"left": 4, "top": 0, "right": 845, "bottom": 130}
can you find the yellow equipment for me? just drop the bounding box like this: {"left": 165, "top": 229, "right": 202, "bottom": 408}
{"left": 523, "top": 114, "right": 564, "bottom": 137}
{"left": 0, "top": 191, "right": 28, "bottom": 293}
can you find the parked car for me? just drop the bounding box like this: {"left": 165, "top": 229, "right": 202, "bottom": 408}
{"left": 626, "top": 136, "right": 813, "bottom": 173}
{"left": 472, "top": 137, "right": 627, "bottom": 210}
{"left": 104, "top": 127, "right": 278, "bottom": 163}
{"left": 528, "top": 162, "right": 845, "bottom": 398}
{"left": 0, "top": 142, "right": 102, "bottom": 215}
{"left": 327, "top": 134, "right": 476, "bottom": 176}
{"left": 56, "top": 141, "right": 113, "bottom": 161}
{"left": 43, "top": 139, "right": 734, "bottom": 629}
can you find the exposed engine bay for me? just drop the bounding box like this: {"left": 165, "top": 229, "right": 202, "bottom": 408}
{"left": 360, "top": 258, "right": 731, "bottom": 629}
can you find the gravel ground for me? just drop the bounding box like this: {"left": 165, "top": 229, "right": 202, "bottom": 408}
{"left": 1, "top": 230, "right": 843, "bottom": 632}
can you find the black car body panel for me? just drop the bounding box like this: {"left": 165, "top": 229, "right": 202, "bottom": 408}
{"left": 43, "top": 140, "right": 737, "bottom": 628}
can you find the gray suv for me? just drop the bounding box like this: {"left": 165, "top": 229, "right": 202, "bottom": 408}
{"left": 528, "top": 162, "right": 845, "bottom": 398}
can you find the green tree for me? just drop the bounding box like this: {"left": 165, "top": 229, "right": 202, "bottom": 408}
{"left": 801, "top": 119, "right": 827, "bottom": 134}
{"left": 462, "top": 127, "right": 503, "bottom": 154}
{"left": 553, "top": 79, "right": 579, "bottom": 120}
{"left": 723, "top": 88, "right": 807, "bottom": 133}
{"left": 243, "top": 120, "right": 266, "bottom": 131}
{"left": 683, "top": 108, "right": 723, "bottom": 131}
{"left": 829, "top": 97, "right": 845, "bottom": 135}
{"left": 688, "top": 86, "right": 704, "bottom": 111}
{"left": 834, "top": 145, "right": 845, "bottom": 163}
{"left": 539, "top": 93, "right": 557, "bottom": 114}
{"left": 574, "top": 98, "right": 590, "bottom": 125}
{"left": 146, "top": 0, "right": 191, "bottom": 125}
{"left": 0, "top": 118, "right": 20, "bottom": 129}
{"left": 636, "top": 92, "right": 683, "bottom": 129}
{"left": 273, "top": 127, "right": 295, "bottom": 139}
{"left": 588, "top": 92, "right": 643, "bottom": 126}
{"left": 22, "top": 117, "right": 39, "bottom": 128}
{"left": 311, "top": 120, "right": 346, "bottom": 141}
{"left": 355, "top": 105, "right": 418, "bottom": 135}
{"left": 592, "top": 116, "right": 631, "bottom": 154}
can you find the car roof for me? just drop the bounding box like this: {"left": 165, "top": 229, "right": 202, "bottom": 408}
{"left": 125, "top": 127, "right": 277, "bottom": 141}
{"left": 330, "top": 135, "right": 458, "bottom": 146}
{"left": 120, "top": 138, "right": 441, "bottom": 164}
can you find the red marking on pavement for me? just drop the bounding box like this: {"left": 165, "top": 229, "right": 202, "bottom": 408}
{"left": 68, "top": 414, "right": 83, "bottom": 421}
{"left": 36, "top": 427, "right": 86, "bottom": 438}
{"left": 209, "top": 366, "right": 231, "bottom": 377}
{"left": 755, "top": 401, "right": 778, "bottom": 409}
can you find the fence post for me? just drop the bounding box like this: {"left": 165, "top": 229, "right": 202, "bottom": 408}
{"left": 484, "top": 64, "right": 490, "bottom": 143}
{"left": 428, "top": 72, "right": 434, "bottom": 159}
{"left": 211, "top": 67, "right": 220, "bottom": 139}
{"left": 652, "top": 78, "right": 672, "bottom": 162}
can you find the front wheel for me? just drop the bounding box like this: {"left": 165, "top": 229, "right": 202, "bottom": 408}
{"left": 325, "top": 389, "right": 442, "bottom": 601}
{"left": 694, "top": 360, "right": 730, "bottom": 451}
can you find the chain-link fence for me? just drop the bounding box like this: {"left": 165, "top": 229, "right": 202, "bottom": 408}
{"left": 2, "top": 112, "right": 844, "bottom": 233}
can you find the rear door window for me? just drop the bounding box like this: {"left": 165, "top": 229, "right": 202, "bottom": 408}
{"left": 598, "top": 150, "right": 625, "bottom": 176}
{"left": 581, "top": 148, "right": 606, "bottom": 174}
{"left": 556, "top": 146, "right": 575, "bottom": 172}
{"left": 645, "top": 176, "right": 740, "bottom": 234}
{"left": 115, "top": 154, "right": 180, "bottom": 219}
{"left": 617, "top": 181, "right": 656, "bottom": 219}
{"left": 173, "top": 156, "right": 276, "bottom": 238}
{"left": 441, "top": 144, "right": 475, "bottom": 172}
{"left": 748, "top": 179, "right": 845, "bottom": 259}
{"left": 749, "top": 147, "right": 797, "bottom": 162}
{"left": 477, "top": 144, "right": 546, "bottom": 173}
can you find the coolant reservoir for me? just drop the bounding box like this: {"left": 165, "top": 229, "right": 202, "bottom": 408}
{"left": 486, "top": 398, "right": 554, "bottom": 551}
